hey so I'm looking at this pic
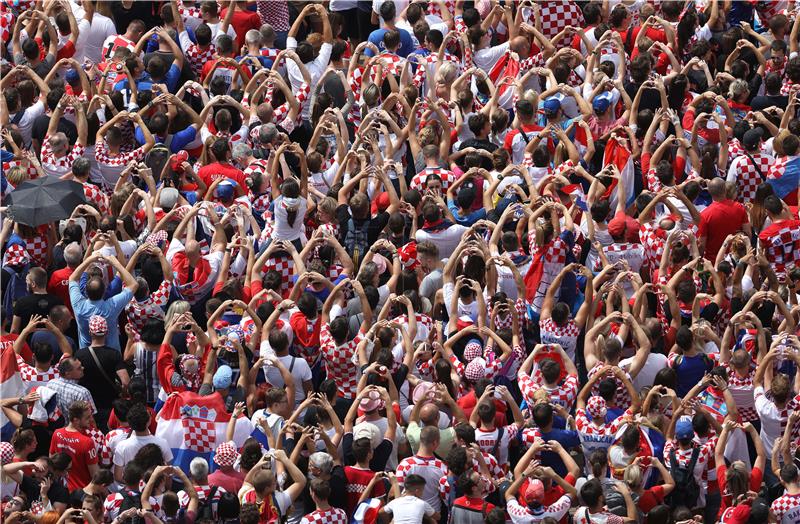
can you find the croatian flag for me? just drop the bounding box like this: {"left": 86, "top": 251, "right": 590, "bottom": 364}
{"left": 603, "top": 137, "right": 636, "bottom": 209}
{"left": 489, "top": 51, "right": 520, "bottom": 100}
{"left": 767, "top": 155, "right": 800, "bottom": 203}
{"left": 352, "top": 498, "right": 383, "bottom": 524}
{"left": 562, "top": 183, "right": 588, "bottom": 211}
{"left": 0, "top": 349, "right": 24, "bottom": 441}
{"left": 155, "top": 391, "right": 267, "bottom": 473}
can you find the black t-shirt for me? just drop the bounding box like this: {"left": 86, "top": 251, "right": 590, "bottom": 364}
{"left": 751, "top": 94, "right": 789, "bottom": 112}
{"left": 625, "top": 82, "right": 661, "bottom": 112}
{"left": 342, "top": 432, "right": 393, "bottom": 470}
{"left": 31, "top": 114, "right": 78, "bottom": 147}
{"left": 335, "top": 205, "right": 390, "bottom": 246}
{"left": 20, "top": 473, "right": 70, "bottom": 506}
{"left": 12, "top": 293, "right": 64, "bottom": 326}
{"left": 76, "top": 345, "right": 127, "bottom": 409}
{"left": 458, "top": 138, "right": 497, "bottom": 170}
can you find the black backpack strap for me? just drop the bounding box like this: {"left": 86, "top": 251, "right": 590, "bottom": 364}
{"left": 490, "top": 426, "right": 504, "bottom": 460}
{"left": 742, "top": 151, "right": 765, "bottom": 180}
{"left": 687, "top": 445, "right": 701, "bottom": 471}
{"left": 10, "top": 108, "right": 25, "bottom": 126}
{"left": 669, "top": 447, "right": 679, "bottom": 471}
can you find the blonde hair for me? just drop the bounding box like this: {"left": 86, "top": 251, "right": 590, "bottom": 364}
{"left": 165, "top": 300, "right": 190, "bottom": 325}
{"left": 318, "top": 197, "right": 338, "bottom": 219}
{"left": 6, "top": 166, "right": 29, "bottom": 186}
{"left": 436, "top": 62, "right": 458, "bottom": 84}
{"left": 624, "top": 463, "right": 643, "bottom": 490}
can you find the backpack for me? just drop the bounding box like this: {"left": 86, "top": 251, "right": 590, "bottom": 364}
{"left": 119, "top": 490, "right": 144, "bottom": 524}
{"left": 343, "top": 218, "right": 370, "bottom": 271}
{"left": 196, "top": 486, "right": 218, "bottom": 521}
{"left": 144, "top": 143, "right": 172, "bottom": 183}
{"left": 2, "top": 265, "right": 29, "bottom": 322}
{"left": 667, "top": 446, "right": 701, "bottom": 509}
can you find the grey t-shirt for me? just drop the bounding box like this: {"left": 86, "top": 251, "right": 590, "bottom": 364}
{"left": 13, "top": 52, "right": 55, "bottom": 78}
{"left": 419, "top": 269, "right": 443, "bottom": 302}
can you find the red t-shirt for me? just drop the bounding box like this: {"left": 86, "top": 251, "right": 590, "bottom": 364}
{"left": 1, "top": 333, "right": 32, "bottom": 364}
{"left": 196, "top": 162, "right": 247, "bottom": 189}
{"left": 344, "top": 466, "right": 386, "bottom": 514}
{"left": 717, "top": 464, "right": 763, "bottom": 517}
{"left": 49, "top": 427, "right": 98, "bottom": 491}
{"left": 47, "top": 267, "right": 74, "bottom": 313}
{"left": 208, "top": 468, "right": 246, "bottom": 497}
{"left": 220, "top": 8, "right": 262, "bottom": 49}
{"left": 453, "top": 496, "right": 496, "bottom": 516}
{"left": 457, "top": 392, "right": 508, "bottom": 427}
{"left": 638, "top": 484, "right": 666, "bottom": 513}
{"left": 698, "top": 199, "right": 749, "bottom": 260}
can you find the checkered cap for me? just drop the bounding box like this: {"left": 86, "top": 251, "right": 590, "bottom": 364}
{"left": 586, "top": 396, "right": 608, "bottom": 419}
{"left": 464, "top": 359, "right": 485, "bottom": 382}
{"left": 464, "top": 341, "right": 483, "bottom": 362}
{"left": 0, "top": 442, "right": 13, "bottom": 465}
{"left": 146, "top": 230, "right": 169, "bottom": 249}
{"left": 5, "top": 244, "right": 29, "bottom": 267}
{"left": 214, "top": 441, "right": 239, "bottom": 467}
{"left": 89, "top": 315, "right": 108, "bottom": 336}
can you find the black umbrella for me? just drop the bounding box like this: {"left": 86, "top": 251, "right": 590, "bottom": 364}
{"left": 3, "top": 177, "right": 87, "bottom": 227}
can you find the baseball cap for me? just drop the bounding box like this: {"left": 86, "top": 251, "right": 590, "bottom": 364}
{"left": 213, "top": 365, "right": 233, "bottom": 390}
{"left": 592, "top": 93, "right": 614, "bottom": 114}
{"left": 160, "top": 187, "right": 180, "bottom": 210}
{"left": 607, "top": 213, "right": 628, "bottom": 238}
{"left": 524, "top": 479, "right": 545, "bottom": 504}
{"left": 353, "top": 422, "right": 382, "bottom": 449}
{"left": 542, "top": 97, "right": 561, "bottom": 116}
{"left": 676, "top": 418, "right": 694, "bottom": 440}
{"left": 88, "top": 315, "right": 108, "bottom": 336}
{"left": 216, "top": 180, "right": 235, "bottom": 200}
{"left": 65, "top": 69, "right": 79, "bottom": 85}
{"left": 742, "top": 127, "right": 764, "bottom": 150}
{"left": 214, "top": 441, "right": 239, "bottom": 467}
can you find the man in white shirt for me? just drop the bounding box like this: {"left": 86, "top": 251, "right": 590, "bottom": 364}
{"left": 112, "top": 403, "right": 173, "bottom": 483}
{"left": 415, "top": 203, "right": 468, "bottom": 260}
{"left": 286, "top": 4, "right": 333, "bottom": 122}
{"left": 78, "top": 0, "right": 117, "bottom": 64}
{"left": 381, "top": 474, "right": 436, "bottom": 524}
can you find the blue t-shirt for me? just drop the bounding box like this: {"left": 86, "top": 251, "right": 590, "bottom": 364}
{"left": 447, "top": 200, "right": 487, "bottom": 227}
{"left": 114, "top": 63, "right": 181, "bottom": 94}
{"left": 538, "top": 428, "right": 580, "bottom": 477}
{"left": 69, "top": 281, "right": 133, "bottom": 351}
{"left": 135, "top": 126, "right": 197, "bottom": 153}
{"left": 675, "top": 353, "right": 711, "bottom": 398}
{"left": 366, "top": 28, "right": 415, "bottom": 58}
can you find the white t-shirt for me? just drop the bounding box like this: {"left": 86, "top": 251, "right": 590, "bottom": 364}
{"left": 620, "top": 353, "right": 668, "bottom": 392}
{"left": 383, "top": 495, "right": 435, "bottom": 524}
{"left": 113, "top": 434, "right": 174, "bottom": 467}
{"left": 9, "top": 101, "right": 45, "bottom": 149}
{"left": 81, "top": 13, "right": 117, "bottom": 64}
{"left": 286, "top": 38, "right": 332, "bottom": 120}
{"left": 272, "top": 195, "right": 308, "bottom": 242}
{"left": 473, "top": 42, "right": 510, "bottom": 73}
{"left": 415, "top": 224, "right": 468, "bottom": 259}
{"left": 754, "top": 385, "right": 789, "bottom": 455}
{"left": 261, "top": 352, "right": 312, "bottom": 409}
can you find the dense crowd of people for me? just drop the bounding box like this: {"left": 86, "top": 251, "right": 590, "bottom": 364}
{"left": 2, "top": 0, "right": 800, "bottom": 523}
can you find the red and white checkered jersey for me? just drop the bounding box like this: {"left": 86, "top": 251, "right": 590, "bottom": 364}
{"left": 587, "top": 363, "right": 633, "bottom": 410}
{"left": 663, "top": 439, "right": 715, "bottom": 495}
{"left": 104, "top": 492, "right": 161, "bottom": 522}
{"left": 475, "top": 424, "right": 519, "bottom": 466}
{"left": 24, "top": 234, "right": 49, "bottom": 268}
{"left": 410, "top": 167, "right": 457, "bottom": 192}
{"left": 726, "top": 152, "right": 774, "bottom": 204}
{"left": 16, "top": 354, "right": 63, "bottom": 391}
{"left": 126, "top": 280, "right": 171, "bottom": 334}
{"left": 94, "top": 140, "right": 147, "bottom": 189}
{"left": 519, "top": 370, "right": 578, "bottom": 411}
{"left": 528, "top": 233, "right": 569, "bottom": 312}
{"left": 320, "top": 323, "right": 362, "bottom": 400}
{"left": 535, "top": 1, "right": 585, "bottom": 39}
{"left": 539, "top": 318, "right": 580, "bottom": 360}
{"left": 395, "top": 455, "right": 449, "bottom": 512}
{"left": 723, "top": 362, "right": 758, "bottom": 422}
{"left": 771, "top": 493, "right": 800, "bottom": 524}
{"left": 101, "top": 34, "right": 135, "bottom": 61}
{"left": 639, "top": 221, "right": 666, "bottom": 276}
{"left": 575, "top": 407, "right": 633, "bottom": 454}
{"left": 759, "top": 219, "right": 800, "bottom": 278}
{"left": 374, "top": 52, "right": 405, "bottom": 79}
{"left": 100, "top": 427, "right": 131, "bottom": 467}
{"left": 300, "top": 507, "right": 348, "bottom": 524}
{"left": 180, "top": 30, "right": 217, "bottom": 78}
{"left": 82, "top": 182, "right": 111, "bottom": 216}
{"left": 41, "top": 136, "right": 86, "bottom": 177}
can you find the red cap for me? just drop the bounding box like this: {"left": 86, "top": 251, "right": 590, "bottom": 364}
{"left": 170, "top": 150, "right": 189, "bottom": 171}
{"left": 370, "top": 192, "right": 391, "bottom": 215}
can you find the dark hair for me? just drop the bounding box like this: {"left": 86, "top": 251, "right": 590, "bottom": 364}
{"left": 127, "top": 403, "right": 150, "bottom": 432}
{"left": 532, "top": 403, "right": 554, "bottom": 428}
{"left": 581, "top": 478, "right": 604, "bottom": 507}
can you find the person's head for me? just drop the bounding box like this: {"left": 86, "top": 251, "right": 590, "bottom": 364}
{"left": 379, "top": 0, "right": 396, "bottom": 23}
{"left": 780, "top": 464, "right": 800, "bottom": 486}
{"left": 580, "top": 478, "right": 605, "bottom": 510}
{"left": 252, "top": 469, "right": 278, "bottom": 496}
{"left": 68, "top": 400, "right": 92, "bottom": 431}
{"left": 419, "top": 425, "right": 440, "bottom": 452}
{"left": 11, "top": 429, "right": 36, "bottom": 457}
{"left": 403, "top": 474, "right": 426, "bottom": 497}
{"left": 763, "top": 194, "right": 785, "bottom": 218}
{"left": 707, "top": 177, "right": 727, "bottom": 201}
{"left": 781, "top": 133, "right": 800, "bottom": 156}
{"left": 772, "top": 372, "right": 792, "bottom": 404}
{"left": 532, "top": 403, "right": 554, "bottom": 429}
{"left": 308, "top": 477, "right": 331, "bottom": 506}
{"left": 58, "top": 357, "right": 84, "bottom": 381}
{"left": 25, "top": 267, "right": 47, "bottom": 292}
{"left": 211, "top": 139, "right": 231, "bottom": 163}
{"left": 127, "top": 403, "right": 150, "bottom": 433}
{"left": 728, "top": 79, "right": 749, "bottom": 103}
{"left": 538, "top": 358, "right": 561, "bottom": 386}
{"left": 351, "top": 437, "right": 373, "bottom": 465}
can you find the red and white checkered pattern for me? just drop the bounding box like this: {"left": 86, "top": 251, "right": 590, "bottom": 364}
{"left": 126, "top": 280, "right": 171, "bottom": 334}
{"left": 587, "top": 363, "right": 633, "bottom": 410}
{"left": 100, "top": 427, "right": 131, "bottom": 467}
{"left": 25, "top": 234, "right": 49, "bottom": 268}
{"left": 102, "top": 34, "right": 135, "bottom": 61}
{"left": 178, "top": 484, "right": 226, "bottom": 516}
{"left": 520, "top": 370, "right": 578, "bottom": 411}
{"left": 95, "top": 141, "right": 147, "bottom": 187}
{"left": 257, "top": 0, "right": 289, "bottom": 31}
{"left": 771, "top": 493, "right": 800, "bottom": 523}
{"left": 723, "top": 362, "right": 758, "bottom": 422}
{"left": 539, "top": 317, "right": 580, "bottom": 359}
{"left": 535, "top": 1, "right": 585, "bottom": 39}
{"left": 410, "top": 167, "right": 457, "bottom": 192}
{"left": 41, "top": 139, "right": 86, "bottom": 178}
{"left": 186, "top": 43, "right": 216, "bottom": 78}
{"left": 105, "top": 493, "right": 161, "bottom": 522}
{"left": 760, "top": 220, "right": 800, "bottom": 277}
{"left": 300, "top": 507, "right": 348, "bottom": 524}
{"left": 663, "top": 439, "right": 714, "bottom": 488}
{"left": 728, "top": 153, "right": 774, "bottom": 204}
{"left": 320, "top": 324, "right": 362, "bottom": 400}
{"left": 396, "top": 455, "right": 449, "bottom": 511}
{"left": 0, "top": 10, "right": 14, "bottom": 45}
{"left": 575, "top": 406, "right": 632, "bottom": 447}
{"left": 528, "top": 233, "right": 569, "bottom": 312}
{"left": 16, "top": 354, "right": 63, "bottom": 390}
{"left": 82, "top": 182, "right": 110, "bottom": 215}
{"left": 639, "top": 221, "right": 666, "bottom": 277}
{"left": 262, "top": 254, "right": 294, "bottom": 293}
{"left": 182, "top": 417, "right": 217, "bottom": 453}
{"left": 781, "top": 80, "right": 798, "bottom": 96}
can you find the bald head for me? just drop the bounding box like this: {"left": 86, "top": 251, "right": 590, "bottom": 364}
{"left": 185, "top": 239, "right": 201, "bottom": 262}
{"left": 419, "top": 402, "right": 440, "bottom": 426}
{"left": 510, "top": 36, "right": 531, "bottom": 58}
{"left": 256, "top": 102, "right": 274, "bottom": 125}
{"left": 707, "top": 178, "right": 726, "bottom": 200}
{"left": 64, "top": 242, "right": 83, "bottom": 268}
